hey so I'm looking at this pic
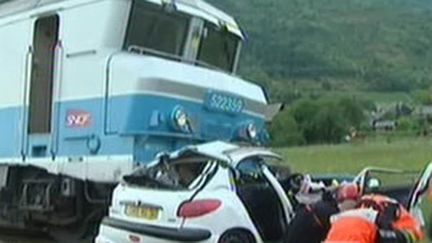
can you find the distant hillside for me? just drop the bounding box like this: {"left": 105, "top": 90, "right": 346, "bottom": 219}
{"left": 208, "top": 0, "right": 432, "bottom": 102}
{"left": 2, "top": 0, "right": 431, "bottom": 103}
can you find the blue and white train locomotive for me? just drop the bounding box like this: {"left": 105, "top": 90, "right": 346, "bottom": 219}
{"left": 0, "top": 0, "right": 278, "bottom": 236}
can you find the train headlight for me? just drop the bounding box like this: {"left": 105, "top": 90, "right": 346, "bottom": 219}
{"left": 171, "top": 106, "right": 190, "bottom": 132}
{"left": 246, "top": 123, "right": 257, "bottom": 140}
{"left": 237, "top": 122, "right": 259, "bottom": 142}
{"left": 174, "top": 109, "right": 188, "bottom": 128}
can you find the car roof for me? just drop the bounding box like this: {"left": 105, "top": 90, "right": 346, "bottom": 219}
{"left": 169, "top": 141, "right": 281, "bottom": 167}
{"left": 225, "top": 147, "right": 282, "bottom": 166}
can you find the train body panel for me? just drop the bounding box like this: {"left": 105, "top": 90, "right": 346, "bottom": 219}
{"left": 0, "top": 0, "right": 276, "bottom": 236}
{"left": 0, "top": 0, "right": 269, "bottom": 176}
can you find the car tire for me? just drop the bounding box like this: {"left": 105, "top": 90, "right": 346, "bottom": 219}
{"left": 219, "top": 230, "right": 255, "bottom": 243}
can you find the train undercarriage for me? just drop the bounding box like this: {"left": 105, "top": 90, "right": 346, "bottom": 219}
{"left": 0, "top": 165, "right": 114, "bottom": 241}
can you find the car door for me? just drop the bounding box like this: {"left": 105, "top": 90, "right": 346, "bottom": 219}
{"left": 354, "top": 163, "right": 432, "bottom": 228}
{"left": 229, "top": 149, "right": 294, "bottom": 216}
{"left": 234, "top": 156, "right": 289, "bottom": 242}
{"left": 406, "top": 162, "right": 432, "bottom": 228}
{"left": 354, "top": 167, "right": 419, "bottom": 208}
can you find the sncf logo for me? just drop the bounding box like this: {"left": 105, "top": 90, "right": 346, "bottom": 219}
{"left": 66, "top": 110, "right": 91, "bottom": 128}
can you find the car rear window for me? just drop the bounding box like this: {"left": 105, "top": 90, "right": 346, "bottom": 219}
{"left": 124, "top": 159, "right": 217, "bottom": 190}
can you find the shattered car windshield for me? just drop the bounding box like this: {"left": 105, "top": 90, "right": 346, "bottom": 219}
{"left": 123, "top": 156, "right": 217, "bottom": 190}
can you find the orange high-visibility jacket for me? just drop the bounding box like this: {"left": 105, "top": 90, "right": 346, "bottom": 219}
{"left": 360, "top": 194, "right": 424, "bottom": 242}
{"left": 324, "top": 208, "right": 378, "bottom": 243}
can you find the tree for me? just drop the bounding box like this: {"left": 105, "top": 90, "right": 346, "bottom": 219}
{"left": 269, "top": 110, "right": 305, "bottom": 147}
{"left": 338, "top": 97, "right": 366, "bottom": 128}
{"left": 413, "top": 86, "right": 432, "bottom": 105}
{"left": 309, "top": 104, "right": 347, "bottom": 144}
{"left": 285, "top": 97, "right": 368, "bottom": 145}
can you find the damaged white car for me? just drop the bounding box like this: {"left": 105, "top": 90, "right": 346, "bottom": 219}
{"left": 96, "top": 141, "right": 296, "bottom": 243}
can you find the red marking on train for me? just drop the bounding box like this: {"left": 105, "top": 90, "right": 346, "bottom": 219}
{"left": 66, "top": 110, "right": 91, "bottom": 128}
{"left": 129, "top": 235, "right": 141, "bottom": 242}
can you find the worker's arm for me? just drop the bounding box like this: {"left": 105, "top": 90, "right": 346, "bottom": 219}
{"left": 378, "top": 229, "right": 418, "bottom": 243}
{"left": 377, "top": 203, "right": 422, "bottom": 243}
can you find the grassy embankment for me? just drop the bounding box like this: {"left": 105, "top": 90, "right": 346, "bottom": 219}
{"left": 275, "top": 137, "right": 432, "bottom": 174}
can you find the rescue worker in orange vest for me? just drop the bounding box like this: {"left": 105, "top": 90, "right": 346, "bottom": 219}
{"left": 359, "top": 194, "right": 423, "bottom": 243}
{"left": 325, "top": 192, "right": 424, "bottom": 243}
{"left": 324, "top": 183, "right": 376, "bottom": 243}
{"left": 325, "top": 207, "right": 380, "bottom": 243}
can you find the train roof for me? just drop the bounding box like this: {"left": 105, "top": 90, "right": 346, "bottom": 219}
{"left": 0, "top": 0, "right": 243, "bottom": 37}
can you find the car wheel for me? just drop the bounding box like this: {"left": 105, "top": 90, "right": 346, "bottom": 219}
{"left": 219, "top": 230, "right": 255, "bottom": 243}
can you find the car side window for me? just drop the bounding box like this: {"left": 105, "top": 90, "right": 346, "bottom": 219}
{"left": 235, "top": 157, "right": 268, "bottom": 186}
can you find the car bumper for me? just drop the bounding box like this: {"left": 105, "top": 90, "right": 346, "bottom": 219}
{"left": 96, "top": 217, "right": 212, "bottom": 243}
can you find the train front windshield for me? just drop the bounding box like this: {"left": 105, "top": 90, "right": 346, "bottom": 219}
{"left": 124, "top": 0, "right": 241, "bottom": 73}
{"left": 124, "top": 1, "right": 190, "bottom": 57}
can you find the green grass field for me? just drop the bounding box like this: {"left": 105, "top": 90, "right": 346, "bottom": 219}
{"left": 275, "top": 137, "right": 432, "bottom": 174}
{"left": 274, "top": 137, "right": 432, "bottom": 242}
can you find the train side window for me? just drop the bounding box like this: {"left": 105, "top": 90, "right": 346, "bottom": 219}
{"left": 28, "top": 15, "right": 59, "bottom": 134}
{"left": 197, "top": 23, "right": 239, "bottom": 73}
